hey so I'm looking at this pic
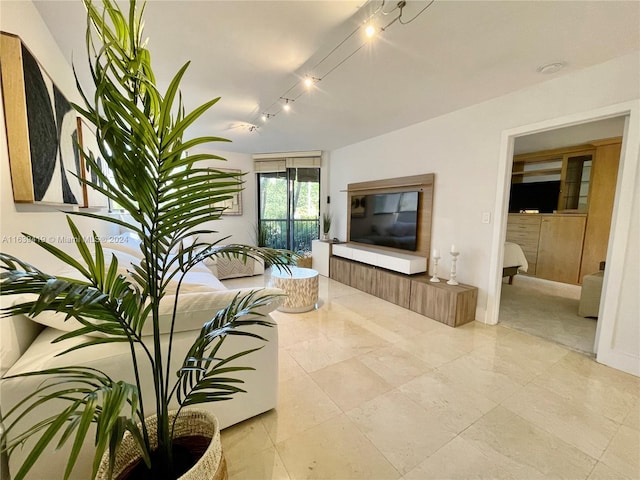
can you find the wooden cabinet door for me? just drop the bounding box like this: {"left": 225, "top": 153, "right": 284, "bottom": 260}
{"left": 329, "top": 257, "right": 351, "bottom": 285}
{"left": 580, "top": 142, "right": 621, "bottom": 280}
{"left": 350, "top": 262, "right": 376, "bottom": 295}
{"left": 536, "top": 215, "right": 586, "bottom": 284}
{"left": 376, "top": 269, "right": 411, "bottom": 308}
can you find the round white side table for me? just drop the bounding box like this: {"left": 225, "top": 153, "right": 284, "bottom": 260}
{"left": 271, "top": 266, "right": 319, "bottom": 313}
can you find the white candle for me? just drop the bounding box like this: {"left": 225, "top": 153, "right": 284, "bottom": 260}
{"left": 433, "top": 249, "right": 440, "bottom": 258}
{"left": 450, "top": 244, "right": 457, "bottom": 253}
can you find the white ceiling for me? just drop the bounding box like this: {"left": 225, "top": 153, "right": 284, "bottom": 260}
{"left": 33, "top": 0, "right": 640, "bottom": 154}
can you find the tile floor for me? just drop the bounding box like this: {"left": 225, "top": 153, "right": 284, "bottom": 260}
{"left": 220, "top": 274, "right": 639, "bottom": 480}
{"left": 499, "top": 275, "right": 597, "bottom": 354}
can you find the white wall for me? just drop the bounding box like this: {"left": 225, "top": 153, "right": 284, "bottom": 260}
{"left": 0, "top": 1, "right": 116, "bottom": 271}
{"left": 329, "top": 52, "right": 640, "bottom": 375}
{"left": 190, "top": 148, "right": 258, "bottom": 245}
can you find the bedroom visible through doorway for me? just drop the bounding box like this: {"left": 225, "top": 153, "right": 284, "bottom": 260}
{"left": 498, "top": 116, "right": 626, "bottom": 355}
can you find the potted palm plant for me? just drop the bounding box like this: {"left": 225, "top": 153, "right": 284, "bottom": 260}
{"left": 0, "top": 0, "right": 293, "bottom": 479}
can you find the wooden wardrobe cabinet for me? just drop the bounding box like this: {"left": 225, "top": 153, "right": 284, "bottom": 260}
{"left": 507, "top": 213, "right": 586, "bottom": 284}
{"left": 510, "top": 137, "right": 621, "bottom": 284}
{"left": 536, "top": 215, "right": 586, "bottom": 284}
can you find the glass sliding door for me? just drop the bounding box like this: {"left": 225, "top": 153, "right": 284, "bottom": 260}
{"left": 258, "top": 167, "right": 320, "bottom": 252}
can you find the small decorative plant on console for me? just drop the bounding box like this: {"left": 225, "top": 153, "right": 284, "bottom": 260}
{"left": 0, "top": 1, "right": 293, "bottom": 479}
{"left": 322, "top": 212, "right": 332, "bottom": 240}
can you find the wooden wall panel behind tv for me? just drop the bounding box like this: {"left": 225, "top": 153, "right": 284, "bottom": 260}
{"left": 346, "top": 173, "right": 434, "bottom": 260}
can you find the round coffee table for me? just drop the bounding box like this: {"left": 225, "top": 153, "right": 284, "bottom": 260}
{"left": 271, "top": 266, "right": 319, "bottom": 313}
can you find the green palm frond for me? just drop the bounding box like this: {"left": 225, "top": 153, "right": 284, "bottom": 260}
{"left": 173, "top": 291, "right": 279, "bottom": 408}
{"left": 2, "top": 367, "right": 142, "bottom": 480}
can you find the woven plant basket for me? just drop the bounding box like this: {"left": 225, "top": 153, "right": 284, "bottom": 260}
{"left": 96, "top": 409, "right": 227, "bottom": 480}
{"left": 296, "top": 256, "right": 312, "bottom": 268}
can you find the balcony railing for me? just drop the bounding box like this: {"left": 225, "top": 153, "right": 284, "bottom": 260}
{"left": 259, "top": 218, "right": 319, "bottom": 253}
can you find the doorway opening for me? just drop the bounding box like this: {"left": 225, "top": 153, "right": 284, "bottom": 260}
{"left": 498, "top": 117, "right": 626, "bottom": 354}
{"left": 257, "top": 167, "right": 320, "bottom": 253}
{"left": 484, "top": 99, "right": 640, "bottom": 371}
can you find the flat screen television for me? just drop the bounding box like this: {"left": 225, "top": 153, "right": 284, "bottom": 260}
{"left": 349, "top": 191, "right": 419, "bottom": 252}
{"left": 509, "top": 181, "right": 560, "bottom": 213}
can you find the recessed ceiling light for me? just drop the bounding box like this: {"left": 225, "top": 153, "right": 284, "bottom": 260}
{"left": 537, "top": 62, "right": 566, "bottom": 74}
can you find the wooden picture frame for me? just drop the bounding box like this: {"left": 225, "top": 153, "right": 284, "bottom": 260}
{"left": 76, "top": 117, "right": 109, "bottom": 209}
{"left": 1, "top": 32, "right": 84, "bottom": 206}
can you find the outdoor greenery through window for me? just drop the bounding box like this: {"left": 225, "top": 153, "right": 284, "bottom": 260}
{"left": 258, "top": 168, "right": 320, "bottom": 253}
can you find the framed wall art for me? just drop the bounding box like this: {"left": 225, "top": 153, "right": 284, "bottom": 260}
{"left": 214, "top": 168, "right": 243, "bottom": 216}
{"left": 1, "top": 32, "right": 84, "bottom": 206}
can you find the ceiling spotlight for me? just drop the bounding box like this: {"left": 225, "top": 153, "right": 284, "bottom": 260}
{"left": 304, "top": 76, "right": 319, "bottom": 88}
{"left": 365, "top": 24, "right": 376, "bottom": 38}
{"left": 281, "top": 97, "right": 293, "bottom": 112}
{"left": 536, "top": 62, "right": 566, "bottom": 74}
{"left": 261, "top": 113, "right": 268, "bottom": 122}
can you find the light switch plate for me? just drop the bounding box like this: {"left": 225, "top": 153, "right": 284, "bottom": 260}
{"left": 482, "top": 212, "right": 491, "bottom": 224}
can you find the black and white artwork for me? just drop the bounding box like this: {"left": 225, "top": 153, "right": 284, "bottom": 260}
{"left": 21, "top": 44, "right": 83, "bottom": 205}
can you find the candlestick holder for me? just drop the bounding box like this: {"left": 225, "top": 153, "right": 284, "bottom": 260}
{"left": 447, "top": 251, "right": 460, "bottom": 285}
{"left": 430, "top": 254, "right": 441, "bottom": 282}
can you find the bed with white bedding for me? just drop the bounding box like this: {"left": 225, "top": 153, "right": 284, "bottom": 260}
{"left": 503, "top": 242, "right": 528, "bottom": 284}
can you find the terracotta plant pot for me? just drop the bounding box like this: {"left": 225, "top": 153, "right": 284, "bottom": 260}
{"left": 96, "top": 409, "right": 227, "bottom": 480}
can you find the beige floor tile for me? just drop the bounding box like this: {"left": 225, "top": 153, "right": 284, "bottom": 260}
{"left": 357, "top": 345, "right": 432, "bottom": 387}
{"left": 403, "top": 435, "right": 546, "bottom": 480}
{"left": 461, "top": 406, "right": 597, "bottom": 479}
{"left": 550, "top": 352, "right": 640, "bottom": 398}
{"left": 588, "top": 461, "right": 633, "bottom": 480}
{"left": 332, "top": 325, "right": 391, "bottom": 356}
{"left": 435, "top": 353, "right": 525, "bottom": 403}
{"left": 278, "top": 349, "right": 307, "bottom": 382}
{"left": 276, "top": 414, "right": 401, "bottom": 480}
{"left": 348, "top": 316, "right": 420, "bottom": 344}
{"left": 221, "top": 416, "right": 290, "bottom": 479}
{"left": 398, "top": 371, "right": 497, "bottom": 433}
{"left": 310, "top": 358, "right": 394, "bottom": 411}
{"left": 600, "top": 425, "right": 640, "bottom": 479}
{"left": 275, "top": 315, "right": 327, "bottom": 348}
{"left": 285, "top": 336, "right": 355, "bottom": 373}
{"left": 332, "top": 292, "right": 412, "bottom": 320}
{"left": 318, "top": 276, "right": 360, "bottom": 300}
{"left": 372, "top": 307, "right": 449, "bottom": 335}
{"left": 623, "top": 400, "right": 640, "bottom": 431}
{"left": 394, "top": 323, "right": 506, "bottom": 370}
{"left": 470, "top": 329, "right": 569, "bottom": 379}
{"left": 223, "top": 276, "right": 636, "bottom": 480}
{"left": 261, "top": 374, "right": 341, "bottom": 444}
{"left": 501, "top": 382, "right": 620, "bottom": 458}
{"left": 395, "top": 332, "right": 469, "bottom": 368}
{"left": 347, "top": 390, "right": 456, "bottom": 474}
{"left": 226, "top": 445, "right": 291, "bottom": 480}
{"left": 221, "top": 415, "right": 274, "bottom": 456}
{"left": 533, "top": 357, "right": 638, "bottom": 424}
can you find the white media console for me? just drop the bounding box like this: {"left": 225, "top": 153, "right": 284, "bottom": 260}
{"left": 332, "top": 243, "right": 427, "bottom": 275}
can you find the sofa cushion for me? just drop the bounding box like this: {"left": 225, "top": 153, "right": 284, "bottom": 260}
{"left": 0, "top": 296, "right": 43, "bottom": 377}
{"left": 18, "top": 287, "right": 283, "bottom": 338}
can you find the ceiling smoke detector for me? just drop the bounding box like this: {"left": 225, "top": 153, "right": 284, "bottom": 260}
{"left": 537, "top": 62, "right": 566, "bottom": 74}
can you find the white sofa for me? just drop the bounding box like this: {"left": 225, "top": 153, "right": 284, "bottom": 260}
{"left": 0, "top": 242, "right": 281, "bottom": 480}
